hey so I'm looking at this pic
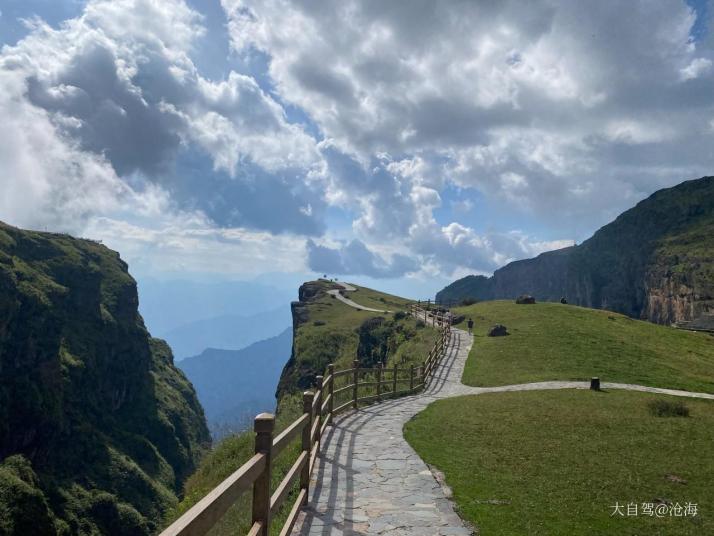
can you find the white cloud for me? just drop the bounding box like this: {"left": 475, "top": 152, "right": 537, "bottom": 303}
{"left": 84, "top": 215, "right": 309, "bottom": 277}
{"left": 3, "top": 0, "right": 713, "bottom": 283}
{"left": 306, "top": 238, "right": 418, "bottom": 278}
{"left": 1, "top": 0, "right": 324, "bottom": 236}
{"left": 680, "top": 57, "right": 713, "bottom": 80}
{"left": 0, "top": 62, "right": 141, "bottom": 233}
{"left": 224, "top": 0, "right": 714, "bottom": 244}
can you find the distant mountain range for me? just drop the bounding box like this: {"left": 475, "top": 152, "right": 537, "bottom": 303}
{"left": 138, "top": 278, "right": 295, "bottom": 334}
{"left": 161, "top": 306, "right": 293, "bottom": 360}
{"left": 137, "top": 278, "right": 295, "bottom": 359}
{"left": 179, "top": 328, "right": 293, "bottom": 439}
{"left": 437, "top": 176, "right": 714, "bottom": 325}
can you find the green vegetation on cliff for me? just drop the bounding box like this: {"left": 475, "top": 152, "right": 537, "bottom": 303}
{"left": 454, "top": 301, "right": 714, "bottom": 393}
{"left": 277, "top": 280, "right": 436, "bottom": 398}
{"left": 437, "top": 176, "right": 714, "bottom": 325}
{"left": 0, "top": 222, "right": 210, "bottom": 535}
{"left": 405, "top": 390, "right": 714, "bottom": 535}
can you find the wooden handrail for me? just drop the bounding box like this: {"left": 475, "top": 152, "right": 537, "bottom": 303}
{"left": 321, "top": 393, "right": 332, "bottom": 415}
{"left": 333, "top": 384, "right": 353, "bottom": 396}
{"left": 247, "top": 521, "right": 263, "bottom": 536}
{"left": 272, "top": 413, "right": 308, "bottom": 457}
{"left": 277, "top": 488, "right": 306, "bottom": 536}
{"left": 161, "top": 453, "right": 266, "bottom": 536}
{"left": 332, "top": 368, "right": 354, "bottom": 378}
{"left": 333, "top": 400, "right": 353, "bottom": 415}
{"left": 270, "top": 451, "right": 307, "bottom": 515}
{"left": 161, "top": 303, "right": 452, "bottom": 536}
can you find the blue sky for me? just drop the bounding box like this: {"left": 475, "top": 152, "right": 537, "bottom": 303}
{"left": 1, "top": 0, "right": 713, "bottom": 299}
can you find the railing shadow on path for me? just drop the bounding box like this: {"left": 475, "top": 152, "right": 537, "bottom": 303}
{"left": 160, "top": 303, "right": 452, "bottom": 536}
{"left": 293, "top": 328, "right": 468, "bottom": 536}
{"left": 423, "top": 331, "right": 461, "bottom": 397}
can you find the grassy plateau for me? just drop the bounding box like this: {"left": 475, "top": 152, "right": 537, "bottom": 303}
{"left": 453, "top": 301, "right": 714, "bottom": 394}
{"left": 405, "top": 389, "right": 714, "bottom": 535}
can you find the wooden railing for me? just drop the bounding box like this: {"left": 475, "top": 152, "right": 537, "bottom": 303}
{"left": 160, "top": 304, "right": 451, "bottom": 536}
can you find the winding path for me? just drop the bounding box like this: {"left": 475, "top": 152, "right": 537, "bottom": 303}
{"left": 326, "top": 282, "right": 394, "bottom": 313}
{"left": 293, "top": 313, "right": 714, "bottom": 535}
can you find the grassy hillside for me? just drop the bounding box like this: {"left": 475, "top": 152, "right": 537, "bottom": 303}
{"left": 437, "top": 176, "right": 714, "bottom": 325}
{"left": 169, "top": 281, "right": 438, "bottom": 534}
{"left": 166, "top": 395, "right": 304, "bottom": 536}
{"left": 340, "top": 283, "right": 412, "bottom": 311}
{"left": 405, "top": 390, "right": 714, "bottom": 535}
{"left": 278, "top": 280, "right": 436, "bottom": 397}
{"left": 453, "top": 301, "right": 714, "bottom": 393}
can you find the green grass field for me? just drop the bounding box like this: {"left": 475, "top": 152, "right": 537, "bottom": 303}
{"left": 452, "top": 301, "right": 714, "bottom": 393}
{"left": 341, "top": 283, "right": 412, "bottom": 311}
{"left": 404, "top": 389, "right": 714, "bottom": 535}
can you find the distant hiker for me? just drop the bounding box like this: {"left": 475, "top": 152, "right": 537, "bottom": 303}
{"left": 467, "top": 318, "right": 474, "bottom": 335}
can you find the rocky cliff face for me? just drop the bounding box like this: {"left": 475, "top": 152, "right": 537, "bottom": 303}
{"left": 641, "top": 222, "right": 714, "bottom": 324}
{"left": 437, "top": 176, "right": 714, "bottom": 325}
{"left": 0, "top": 222, "right": 210, "bottom": 535}
{"left": 276, "top": 280, "right": 340, "bottom": 398}
{"left": 491, "top": 246, "right": 574, "bottom": 302}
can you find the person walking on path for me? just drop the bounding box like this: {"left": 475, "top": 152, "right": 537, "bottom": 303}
{"left": 467, "top": 317, "right": 474, "bottom": 335}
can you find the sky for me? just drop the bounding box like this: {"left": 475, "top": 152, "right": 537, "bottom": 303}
{"left": 1, "top": 0, "right": 713, "bottom": 299}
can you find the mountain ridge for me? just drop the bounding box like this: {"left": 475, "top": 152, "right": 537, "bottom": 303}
{"left": 178, "top": 328, "right": 292, "bottom": 439}
{"left": 437, "top": 176, "right": 714, "bottom": 325}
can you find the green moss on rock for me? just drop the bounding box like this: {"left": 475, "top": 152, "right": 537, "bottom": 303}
{"left": 0, "top": 221, "right": 210, "bottom": 535}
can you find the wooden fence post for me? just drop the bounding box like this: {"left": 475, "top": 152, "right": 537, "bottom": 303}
{"left": 376, "top": 363, "right": 382, "bottom": 401}
{"left": 252, "top": 413, "right": 275, "bottom": 536}
{"left": 315, "top": 375, "right": 323, "bottom": 453}
{"left": 410, "top": 365, "right": 415, "bottom": 391}
{"left": 327, "top": 363, "right": 335, "bottom": 425}
{"left": 352, "top": 360, "right": 359, "bottom": 409}
{"left": 393, "top": 364, "right": 398, "bottom": 395}
{"left": 300, "top": 392, "right": 313, "bottom": 505}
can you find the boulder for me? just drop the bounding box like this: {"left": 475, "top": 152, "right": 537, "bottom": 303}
{"left": 451, "top": 314, "right": 466, "bottom": 325}
{"left": 515, "top": 294, "right": 536, "bottom": 304}
{"left": 488, "top": 324, "right": 508, "bottom": 337}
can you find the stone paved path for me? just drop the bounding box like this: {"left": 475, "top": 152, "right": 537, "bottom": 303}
{"left": 327, "top": 282, "right": 394, "bottom": 313}
{"left": 293, "top": 326, "right": 714, "bottom": 535}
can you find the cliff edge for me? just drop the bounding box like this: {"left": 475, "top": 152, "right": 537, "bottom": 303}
{"left": 0, "top": 222, "right": 210, "bottom": 535}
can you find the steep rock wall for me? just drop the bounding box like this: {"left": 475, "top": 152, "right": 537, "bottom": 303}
{"left": 0, "top": 221, "right": 210, "bottom": 535}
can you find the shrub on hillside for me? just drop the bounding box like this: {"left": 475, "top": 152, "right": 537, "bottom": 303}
{"left": 393, "top": 311, "right": 407, "bottom": 321}
{"left": 648, "top": 399, "right": 690, "bottom": 417}
{"left": 460, "top": 298, "right": 477, "bottom": 306}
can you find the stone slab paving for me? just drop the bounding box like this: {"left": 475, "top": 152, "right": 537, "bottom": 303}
{"left": 293, "top": 325, "right": 714, "bottom": 536}
{"left": 292, "top": 329, "right": 476, "bottom": 535}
